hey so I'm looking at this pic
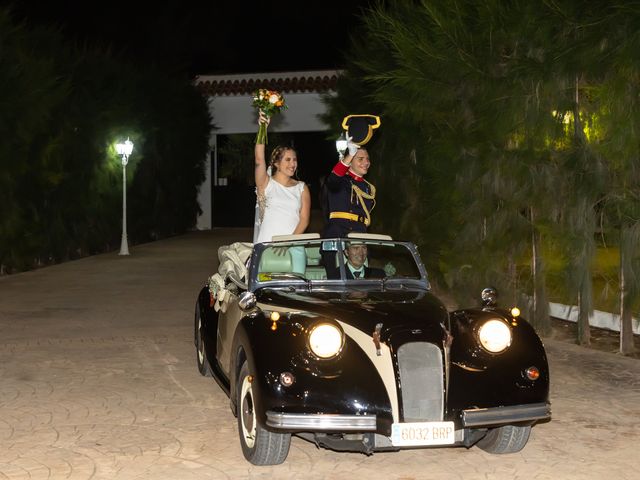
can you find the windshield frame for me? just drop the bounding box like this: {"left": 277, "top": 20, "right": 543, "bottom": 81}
{"left": 247, "top": 238, "right": 430, "bottom": 293}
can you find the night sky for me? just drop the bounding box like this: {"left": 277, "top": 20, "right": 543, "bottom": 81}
{"left": 1, "top": 0, "right": 377, "bottom": 76}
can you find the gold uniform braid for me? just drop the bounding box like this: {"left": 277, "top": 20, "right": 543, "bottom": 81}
{"left": 350, "top": 179, "right": 376, "bottom": 226}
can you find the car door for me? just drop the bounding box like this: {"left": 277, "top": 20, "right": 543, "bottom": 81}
{"left": 216, "top": 289, "right": 245, "bottom": 377}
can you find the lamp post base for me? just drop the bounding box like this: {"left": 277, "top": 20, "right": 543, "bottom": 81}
{"left": 119, "top": 235, "right": 130, "bottom": 256}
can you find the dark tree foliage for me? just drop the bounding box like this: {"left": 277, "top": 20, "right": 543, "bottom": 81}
{"left": 0, "top": 7, "right": 212, "bottom": 272}
{"left": 0, "top": 10, "right": 72, "bottom": 270}
{"left": 327, "top": 0, "right": 640, "bottom": 349}
{"left": 127, "top": 73, "right": 211, "bottom": 241}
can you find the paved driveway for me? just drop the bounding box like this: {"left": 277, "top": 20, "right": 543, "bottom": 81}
{"left": 1, "top": 230, "right": 639, "bottom": 479}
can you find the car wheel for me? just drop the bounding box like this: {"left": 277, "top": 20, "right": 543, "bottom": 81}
{"left": 476, "top": 424, "right": 531, "bottom": 454}
{"left": 195, "top": 302, "right": 211, "bottom": 377}
{"left": 237, "top": 361, "right": 291, "bottom": 465}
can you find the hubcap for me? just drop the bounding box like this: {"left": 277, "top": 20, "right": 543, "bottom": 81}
{"left": 240, "top": 376, "right": 256, "bottom": 448}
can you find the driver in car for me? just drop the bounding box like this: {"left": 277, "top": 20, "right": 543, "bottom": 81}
{"left": 325, "top": 242, "right": 385, "bottom": 280}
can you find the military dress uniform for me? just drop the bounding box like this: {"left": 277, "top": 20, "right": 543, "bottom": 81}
{"left": 321, "top": 159, "right": 376, "bottom": 278}
{"left": 322, "top": 159, "right": 376, "bottom": 237}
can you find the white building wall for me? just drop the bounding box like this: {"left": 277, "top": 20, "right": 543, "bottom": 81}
{"left": 208, "top": 92, "right": 330, "bottom": 135}
{"left": 195, "top": 135, "right": 215, "bottom": 230}
{"left": 195, "top": 77, "right": 338, "bottom": 229}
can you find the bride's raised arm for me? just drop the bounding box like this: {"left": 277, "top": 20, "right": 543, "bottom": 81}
{"left": 254, "top": 111, "right": 270, "bottom": 191}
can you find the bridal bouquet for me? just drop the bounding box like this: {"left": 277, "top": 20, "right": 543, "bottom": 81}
{"left": 252, "top": 89, "right": 287, "bottom": 144}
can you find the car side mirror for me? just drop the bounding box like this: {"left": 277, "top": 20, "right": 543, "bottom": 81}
{"left": 238, "top": 291, "right": 257, "bottom": 310}
{"left": 481, "top": 287, "right": 498, "bottom": 307}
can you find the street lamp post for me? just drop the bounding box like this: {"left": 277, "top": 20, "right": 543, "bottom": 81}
{"left": 115, "top": 138, "right": 134, "bottom": 255}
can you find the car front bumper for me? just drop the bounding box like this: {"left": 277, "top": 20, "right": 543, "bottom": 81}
{"left": 461, "top": 402, "right": 551, "bottom": 427}
{"left": 266, "top": 412, "right": 378, "bottom": 431}
{"left": 266, "top": 401, "right": 550, "bottom": 433}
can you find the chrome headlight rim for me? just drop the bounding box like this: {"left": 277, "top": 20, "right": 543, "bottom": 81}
{"left": 307, "top": 322, "right": 344, "bottom": 360}
{"left": 477, "top": 318, "right": 512, "bottom": 353}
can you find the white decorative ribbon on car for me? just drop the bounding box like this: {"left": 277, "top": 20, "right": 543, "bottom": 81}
{"left": 207, "top": 273, "right": 228, "bottom": 312}
{"left": 208, "top": 242, "right": 253, "bottom": 312}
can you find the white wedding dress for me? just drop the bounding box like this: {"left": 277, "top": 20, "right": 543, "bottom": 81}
{"left": 254, "top": 178, "right": 306, "bottom": 274}
{"left": 254, "top": 178, "right": 305, "bottom": 243}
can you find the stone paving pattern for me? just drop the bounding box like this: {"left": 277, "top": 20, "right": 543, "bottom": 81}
{"left": 1, "top": 229, "right": 639, "bottom": 479}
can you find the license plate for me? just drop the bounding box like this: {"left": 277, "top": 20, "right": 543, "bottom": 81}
{"left": 391, "top": 421, "right": 455, "bottom": 446}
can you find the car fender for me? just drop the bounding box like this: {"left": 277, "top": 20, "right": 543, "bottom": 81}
{"left": 447, "top": 308, "right": 550, "bottom": 415}
{"left": 196, "top": 286, "right": 218, "bottom": 347}
{"left": 229, "top": 311, "right": 394, "bottom": 433}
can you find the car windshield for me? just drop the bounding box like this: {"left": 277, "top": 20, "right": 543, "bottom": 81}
{"left": 251, "top": 239, "right": 426, "bottom": 289}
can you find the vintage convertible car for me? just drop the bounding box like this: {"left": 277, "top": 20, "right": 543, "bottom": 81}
{"left": 194, "top": 233, "right": 550, "bottom": 465}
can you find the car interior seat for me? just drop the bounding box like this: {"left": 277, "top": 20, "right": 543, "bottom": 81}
{"left": 259, "top": 247, "right": 293, "bottom": 274}
{"left": 305, "top": 246, "right": 326, "bottom": 280}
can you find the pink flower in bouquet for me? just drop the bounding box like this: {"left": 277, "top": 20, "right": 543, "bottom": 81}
{"left": 252, "top": 88, "right": 287, "bottom": 144}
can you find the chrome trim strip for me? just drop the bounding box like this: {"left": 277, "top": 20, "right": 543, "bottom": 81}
{"left": 462, "top": 402, "right": 551, "bottom": 427}
{"left": 266, "top": 412, "right": 377, "bottom": 430}
{"left": 337, "top": 321, "right": 400, "bottom": 423}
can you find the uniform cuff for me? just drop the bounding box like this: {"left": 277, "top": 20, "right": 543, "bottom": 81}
{"left": 332, "top": 161, "right": 350, "bottom": 176}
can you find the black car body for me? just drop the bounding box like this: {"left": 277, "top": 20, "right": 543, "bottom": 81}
{"left": 194, "top": 234, "right": 550, "bottom": 465}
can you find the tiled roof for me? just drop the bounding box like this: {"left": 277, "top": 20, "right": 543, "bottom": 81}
{"left": 194, "top": 70, "right": 342, "bottom": 96}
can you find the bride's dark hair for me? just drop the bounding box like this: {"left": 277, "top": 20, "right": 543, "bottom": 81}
{"left": 269, "top": 146, "right": 297, "bottom": 173}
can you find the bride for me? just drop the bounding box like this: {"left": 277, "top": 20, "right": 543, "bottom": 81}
{"left": 253, "top": 111, "right": 311, "bottom": 246}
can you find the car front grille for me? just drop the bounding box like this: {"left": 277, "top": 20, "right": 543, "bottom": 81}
{"left": 397, "top": 342, "right": 444, "bottom": 422}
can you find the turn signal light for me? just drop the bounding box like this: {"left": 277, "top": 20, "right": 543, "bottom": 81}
{"left": 279, "top": 372, "right": 295, "bottom": 387}
{"left": 525, "top": 366, "right": 540, "bottom": 381}
{"left": 270, "top": 312, "right": 280, "bottom": 331}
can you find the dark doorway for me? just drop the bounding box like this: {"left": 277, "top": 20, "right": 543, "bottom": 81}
{"left": 212, "top": 131, "right": 335, "bottom": 231}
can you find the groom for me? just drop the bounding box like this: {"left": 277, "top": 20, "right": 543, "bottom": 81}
{"left": 343, "top": 243, "right": 385, "bottom": 279}
{"left": 326, "top": 242, "right": 385, "bottom": 280}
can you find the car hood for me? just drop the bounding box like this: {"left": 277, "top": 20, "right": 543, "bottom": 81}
{"left": 256, "top": 289, "right": 450, "bottom": 340}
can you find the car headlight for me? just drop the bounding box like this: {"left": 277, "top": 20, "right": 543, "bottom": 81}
{"left": 478, "top": 319, "right": 512, "bottom": 353}
{"left": 308, "top": 323, "right": 343, "bottom": 359}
